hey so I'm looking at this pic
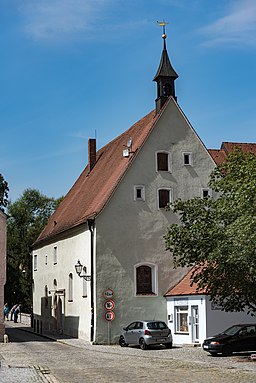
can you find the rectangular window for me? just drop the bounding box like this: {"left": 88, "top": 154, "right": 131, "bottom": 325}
{"left": 183, "top": 152, "right": 192, "bottom": 166}
{"left": 134, "top": 185, "right": 145, "bottom": 201}
{"left": 157, "top": 152, "right": 169, "bottom": 171}
{"left": 53, "top": 246, "right": 57, "bottom": 265}
{"left": 175, "top": 306, "right": 189, "bottom": 333}
{"left": 34, "top": 254, "right": 38, "bottom": 271}
{"left": 82, "top": 275, "right": 88, "bottom": 298}
{"left": 158, "top": 189, "right": 171, "bottom": 209}
{"left": 68, "top": 273, "right": 73, "bottom": 302}
{"left": 201, "top": 188, "right": 212, "bottom": 198}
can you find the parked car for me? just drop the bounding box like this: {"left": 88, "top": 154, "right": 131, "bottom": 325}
{"left": 202, "top": 324, "right": 256, "bottom": 356}
{"left": 119, "top": 320, "right": 172, "bottom": 350}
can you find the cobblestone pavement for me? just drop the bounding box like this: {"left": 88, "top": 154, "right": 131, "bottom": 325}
{"left": 0, "top": 322, "right": 256, "bottom": 383}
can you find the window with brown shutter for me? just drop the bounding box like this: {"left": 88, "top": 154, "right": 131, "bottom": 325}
{"left": 157, "top": 152, "right": 169, "bottom": 171}
{"left": 136, "top": 265, "right": 152, "bottom": 294}
{"left": 158, "top": 189, "right": 170, "bottom": 208}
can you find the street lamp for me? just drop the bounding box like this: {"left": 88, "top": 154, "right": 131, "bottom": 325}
{"left": 75, "top": 260, "right": 91, "bottom": 281}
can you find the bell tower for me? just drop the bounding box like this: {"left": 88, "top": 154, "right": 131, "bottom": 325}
{"left": 153, "top": 21, "right": 178, "bottom": 114}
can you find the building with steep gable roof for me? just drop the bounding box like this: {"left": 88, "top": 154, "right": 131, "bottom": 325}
{"left": 32, "top": 29, "right": 254, "bottom": 345}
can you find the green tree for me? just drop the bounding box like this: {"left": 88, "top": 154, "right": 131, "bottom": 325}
{"left": 165, "top": 148, "right": 256, "bottom": 314}
{"left": 0, "top": 173, "right": 9, "bottom": 211}
{"left": 6, "top": 189, "right": 63, "bottom": 312}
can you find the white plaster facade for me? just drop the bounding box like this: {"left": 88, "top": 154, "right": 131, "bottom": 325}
{"left": 33, "top": 98, "right": 217, "bottom": 344}
{"left": 167, "top": 295, "right": 256, "bottom": 345}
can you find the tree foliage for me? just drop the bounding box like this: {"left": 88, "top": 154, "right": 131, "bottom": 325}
{"left": 6, "top": 189, "right": 63, "bottom": 312}
{"left": 165, "top": 148, "right": 256, "bottom": 314}
{"left": 0, "top": 173, "right": 9, "bottom": 211}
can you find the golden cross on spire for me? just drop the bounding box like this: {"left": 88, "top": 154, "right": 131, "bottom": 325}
{"left": 157, "top": 20, "right": 169, "bottom": 38}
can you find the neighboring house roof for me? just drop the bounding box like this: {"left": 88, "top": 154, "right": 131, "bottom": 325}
{"left": 165, "top": 268, "right": 206, "bottom": 297}
{"left": 208, "top": 142, "right": 256, "bottom": 164}
{"left": 34, "top": 107, "right": 160, "bottom": 247}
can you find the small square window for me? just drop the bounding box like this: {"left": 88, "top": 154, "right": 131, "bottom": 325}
{"left": 201, "top": 188, "right": 212, "bottom": 198}
{"left": 134, "top": 185, "right": 145, "bottom": 201}
{"left": 183, "top": 152, "right": 192, "bottom": 166}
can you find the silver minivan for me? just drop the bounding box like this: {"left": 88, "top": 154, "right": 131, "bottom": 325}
{"left": 119, "top": 320, "right": 173, "bottom": 350}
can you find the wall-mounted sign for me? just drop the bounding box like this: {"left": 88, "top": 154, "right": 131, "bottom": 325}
{"left": 104, "top": 288, "right": 114, "bottom": 299}
{"left": 105, "top": 311, "right": 115, "bottom": 321}
{"left": 104, "top": 299, "right": 115, "bottom": 311}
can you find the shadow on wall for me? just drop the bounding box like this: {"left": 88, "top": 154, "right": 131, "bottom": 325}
{"left": 33, "top": 296, "right": 80, "bottom": 339}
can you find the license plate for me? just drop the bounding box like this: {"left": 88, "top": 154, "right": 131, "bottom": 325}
{"left": 203, "top": 345, "right": 208, "bottom": 349}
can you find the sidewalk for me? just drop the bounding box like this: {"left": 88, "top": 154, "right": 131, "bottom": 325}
{"left": 5, "top": 320, "right": 96, "bottom": 350}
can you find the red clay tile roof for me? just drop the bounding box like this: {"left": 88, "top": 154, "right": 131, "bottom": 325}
{"left": 165, "top": 268, "right": 206, "bottom": 296}
{"left": 208, "top": 149, "right": 226, "bottom": 165}
{"left": 208, "top": 142, "right": 256, "bottom": 165}
{"left": 221, "top": 142, "right": 256, "bottom": 154}
{"left": 34, "top": 108, "right": 159, "bottom": 246}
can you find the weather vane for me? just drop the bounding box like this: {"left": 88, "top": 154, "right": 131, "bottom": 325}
{"left": 157, "top": 20, "right": 169, "bottom": 39}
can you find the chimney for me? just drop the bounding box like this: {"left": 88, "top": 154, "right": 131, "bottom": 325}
{"left": 88, "top": 138, "right": 96, "bottom": 172}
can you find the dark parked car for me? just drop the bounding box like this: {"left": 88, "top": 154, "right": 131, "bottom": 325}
{"left": 119, "top": 320, "right": 172, "bottom": 350}
{"left": 203, "top": 324, "right": 256, "bottom": 356}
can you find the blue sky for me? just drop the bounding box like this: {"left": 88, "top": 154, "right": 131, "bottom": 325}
{"left": 1, "top": 0, "right": 256, "bottom": 202}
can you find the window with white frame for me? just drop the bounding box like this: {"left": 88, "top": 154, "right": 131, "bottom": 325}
{"left": 201, "top": 188, "right": 212, "bottom": 198}
{"left": 53, "top": 246, "right": 57, "bottom": 265}
{"left": 158, "top": 188, "right": 171, "bottom": 209}
{"left": 175, "top": 306, "right": 189, "bottom": 333}
{"left": 183, "top": 152, "right": 192, "bottom": 166}
{"left": 68, "top": 273, "right": 73, "bottom": 302}
{"left": 135, "top": 263, "right": 157, "bottom": 295}
{"left": 156, "top": 151, "right": 171, "bottom": 172}
{"left": 134, "top": 185, "right": 145, "bottom": 201}
{"left": 34, "top": 254, "right": 38, "bottom": 271}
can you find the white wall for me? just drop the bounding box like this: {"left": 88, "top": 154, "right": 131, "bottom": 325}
{"left": 33, "top": 224, "right": 92, "bottom": 340}
{"left": 166, "top": 295, "right": 207, "bottom": 345}
{"left": 167, "top": 295, "right": 256, "bottom": 345}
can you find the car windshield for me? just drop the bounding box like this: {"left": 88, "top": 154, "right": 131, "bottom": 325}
{"left": 147, "top": 321, "right": 167, "bottom": 330}
{"left": 221, "top": 325, "right": 243, "bottom": 336}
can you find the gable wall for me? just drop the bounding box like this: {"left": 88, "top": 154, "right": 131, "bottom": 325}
{"left": 94, "top": 99, "right": 216, "bottom": 343}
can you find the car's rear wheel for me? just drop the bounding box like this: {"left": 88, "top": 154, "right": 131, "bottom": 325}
{"left": 119, "top": 336, "right": 128, "bottom": 347}
{"left": 139, "top": 338, "right": 148, "bottom": 350}
{"left": 222, "top": 345, "right": 232, "bottom": 356}
{"left": 165, "top": 342, "right": 173, "bottom": 349}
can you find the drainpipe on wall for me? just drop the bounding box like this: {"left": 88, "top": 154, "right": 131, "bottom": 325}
{"left": 88, "top": 219, "right": 95, "bottom": 343}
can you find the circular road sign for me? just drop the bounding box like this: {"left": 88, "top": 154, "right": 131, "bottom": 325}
{"left": 104, "top": 299, "right": 115, "bottom": 311}
{"left": 105, "top": 311, "right": 115, "bottom": 321}
{"left": 104, "top": 288, "right": 114, "bottom": 299}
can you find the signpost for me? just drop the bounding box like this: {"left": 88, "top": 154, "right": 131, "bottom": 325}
{"left": 104, "top": 289, "right": 115, "bottom": 344}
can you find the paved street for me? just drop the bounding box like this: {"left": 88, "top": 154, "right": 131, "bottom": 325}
{"left": 0, "top": 324, "right": 256, "bottom": 382}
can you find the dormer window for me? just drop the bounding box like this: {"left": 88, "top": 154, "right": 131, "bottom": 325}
{"left": 156, "top": 152, "right": 171, "bottom": 172}
{"left": 183, "top": 152, "right": 192, "bottom": 166}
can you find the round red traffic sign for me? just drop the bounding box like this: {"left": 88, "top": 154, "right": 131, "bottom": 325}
{"left": 105, "top": 311, "right": 115, "bottom": 321}
{"left": 104, "top": 299, "right": 115, "bottom": 311}
{"left": 104, "top": 288, "right": 114, "bottom": 299}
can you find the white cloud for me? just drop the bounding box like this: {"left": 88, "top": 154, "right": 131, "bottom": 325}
{"left": 201, "top": 0, "right": 256, "bottom": 47}
{"left": 19, "top": 0, "right": 112, "bottom": 42}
